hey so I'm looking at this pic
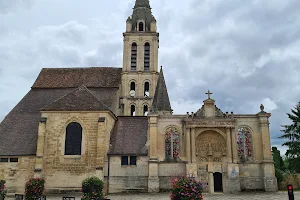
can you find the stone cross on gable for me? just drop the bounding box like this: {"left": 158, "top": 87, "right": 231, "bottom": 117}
{"left": 205, "top": 90, "right": 213, "bottom": 99}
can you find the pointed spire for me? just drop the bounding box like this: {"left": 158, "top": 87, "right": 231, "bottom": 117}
{"left": 152, "top": 66, "right": 172, "bottom": 113}
{"left": 130, "top": 0, "right": 155, "bottom": 32}
{"left": 134, "top": 0, "right": 151, "bottom": 9}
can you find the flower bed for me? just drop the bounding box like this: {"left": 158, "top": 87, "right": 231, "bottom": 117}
{"left": 25, "top": 177, "right": 45, "bottom": 200}
{"left": 0, "top": 180, "right": 7, "bottom": 200}
{"left": 170, "top": 176, "right": 206, "bottom": 200}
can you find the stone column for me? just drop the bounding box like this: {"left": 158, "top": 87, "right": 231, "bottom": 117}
{"left": 208, "top": 172, "right": 214, "bottom": 193}
{"left": 231, "top": 127, "right": 238, "bottom": 163}
{"left": 191, "top": 128, "right": 196, "bottom": 163}
{"left": 34, "top": 117, "right": 47, "bottom": 177}
{"left": 96, "top": 117, "right": 106, "bottom": 180}
{"left": 185, "top": 128, "right": 191, "bottom": 163}
{"left": 258, "top": 113, "right": 278, "bottom": 192}
{"left": 148, "top": 114, "right": 159, "bottom": 192}
{"left": 226, "top": 128, "right": 232, "bottom": 163}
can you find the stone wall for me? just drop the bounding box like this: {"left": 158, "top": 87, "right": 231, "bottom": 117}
{"left": 0, "top": 156, "right": 35, "bottom": 193}
{"left": 158, "top": 162, "right": 186, "bottom": 190}
{"left": 41, "top": 112, "right": 115, "bottom": 192}
{"left": 108, "top": 156, "right": 149, "bottom": 193}
{"left": 239, "top": 163, "right": 264, "bottom": 191}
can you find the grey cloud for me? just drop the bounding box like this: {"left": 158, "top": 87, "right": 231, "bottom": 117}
{"left": 0, "top": 0, "right": 35, "bottom": 15}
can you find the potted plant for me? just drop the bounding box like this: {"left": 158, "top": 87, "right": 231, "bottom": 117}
{"left": 81, "top": 177, "right": 109, "bottom": 200}
{"left": 170, "top": 176, "right": 206, "bottom": 200}
{"left": 0, "top": 180, "right": 7, "bottom": 200}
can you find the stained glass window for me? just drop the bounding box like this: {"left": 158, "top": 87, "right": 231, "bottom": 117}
{"left": 165, "top": 128, "right": 180, "bottom": 161}
{"left": 237, "top": 127, "right": 252, "bottom": 162}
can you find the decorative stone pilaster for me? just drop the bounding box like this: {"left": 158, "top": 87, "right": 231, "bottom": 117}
{"left": 191, "top": 128, "right": 196, "bottom": 163}
{"left": 96, "top": 117, "right": 106, "bottom": 180}
{"left": 231, "top": 127, "right": 238, "bottom": 163}
{"left": 258, "top": 111, "right": 278, "bottom": 191}
{"left": 34, "top": 117, "right": 47, "bottom": 177}
{"left": 148, "top": 114, "right": 159, "bottom": 192}
{"left": 226, "top": 128, "right": 232, "bottom": 163}
{"left": 148, "top": 160, "right": 159, "bottom": 192}
{"left": 185, "top": 128, "right": 191, "bottom": 163}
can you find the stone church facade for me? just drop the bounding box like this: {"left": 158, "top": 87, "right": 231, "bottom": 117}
{"left": 0, "top": 0, "right": 277, "bottom": 194}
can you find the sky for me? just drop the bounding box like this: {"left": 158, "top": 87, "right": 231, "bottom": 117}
{"left": 1, "top": 0, "right": 300, "bottom": 154}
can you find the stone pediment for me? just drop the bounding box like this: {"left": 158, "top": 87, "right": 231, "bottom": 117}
{"left": 195, "top": 105, "right": 224, "bottom": 119}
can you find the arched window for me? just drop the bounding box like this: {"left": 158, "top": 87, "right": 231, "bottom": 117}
{"left": 139, "top": 22, "right": 144, "bottom": 32}
{"left": 130, "top": 82, "right": 136, "bottom": 91}
{"left": 131, "top": 105, "right": 136, "bottom": 116}
{"left": 131, "top": 43, "right": 137, "bottom": 71}
{"left": 144, "top": 82, "right": 150, "bottom": 97}
{"left": 143, "top": 105, "right": 148, "bottom": 116}
{"left": 165, "top": 127, "right": 180, "bottom": 161}
{"left": 144, "top": 43, "right": 150, "bottom": 71}
{"left": 237, "top": 127, "right": 253, "bottom": 162}
{"left": 65, "top": 122, "right": 82, "bottom": 155}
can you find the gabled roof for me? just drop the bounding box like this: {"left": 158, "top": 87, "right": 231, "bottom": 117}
{"left": 108, "top": 117, "right": 148, "bottom": 155}
{"left": 41, "top": 86, "right": 110, "bottom": 111}
{"left": 32, "top": 67, "right": 122, "bottom": 88}
{"left": 152, "top": 67, "right": 172, "bottom": 112}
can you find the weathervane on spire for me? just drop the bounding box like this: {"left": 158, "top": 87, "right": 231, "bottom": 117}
{"left": 205, "top": 90, "right": 213, "bottom": 99}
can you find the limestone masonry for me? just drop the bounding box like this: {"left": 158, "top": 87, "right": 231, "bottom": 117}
{"left": 0, "top": 0, "right": 277, "bottom": 194}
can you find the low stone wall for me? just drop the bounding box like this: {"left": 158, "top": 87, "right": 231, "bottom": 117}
{"left": 158, "top": 162, "right": 186, "bottom": 190}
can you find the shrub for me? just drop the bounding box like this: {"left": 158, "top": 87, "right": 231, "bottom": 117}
{"left": 275, "top": 168, "right": 284, "bottom": 184}
{"left": 0, "top": 180, "right": 7, "bottom": 200}
{"left": 170, "top": 176, "right": 205, "bottom": 200}
{"left": 81, "top": 176, "right": 105, "bottom": 200}
{"left": 25, "top": 177, "right": 45, "bottom": 200}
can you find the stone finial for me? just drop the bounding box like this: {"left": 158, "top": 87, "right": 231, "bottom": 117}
{"left": 260, "top": 104, "right": 265, "bottom": 112}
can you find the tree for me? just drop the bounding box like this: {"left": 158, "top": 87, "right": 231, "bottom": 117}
{"left": 272, "top": 147, "right": 285, "bottom": 184}
{"left": 272, "top": 147, "right": 285, "bottom": 171}
{"left": 279, "top": 102, "right": 300, "bottom": 172}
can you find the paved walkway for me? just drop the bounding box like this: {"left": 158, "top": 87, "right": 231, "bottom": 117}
{"left": 7, "top": 192, "right": 300, "bottom": 200}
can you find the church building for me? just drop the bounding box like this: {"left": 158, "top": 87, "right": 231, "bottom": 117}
{"left": 0, "top": 0, "right": 277, "bottom": 194}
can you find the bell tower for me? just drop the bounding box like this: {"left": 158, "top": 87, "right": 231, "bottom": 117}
{"left": 120, "top": 0, "right": 159, "bottom": 116}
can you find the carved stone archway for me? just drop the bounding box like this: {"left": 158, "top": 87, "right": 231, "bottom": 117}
{"left": 195, "top": 130, "right": 226, "bottom": 163}
{"left": 196, "top": 130, "right": 226, "bottom": 188}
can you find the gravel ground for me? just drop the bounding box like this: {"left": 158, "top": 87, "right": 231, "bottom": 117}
{"left": 6, "top": 192, "right": 300, "bottom": 200}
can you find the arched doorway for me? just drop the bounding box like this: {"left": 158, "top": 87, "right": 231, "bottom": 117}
{"left": 213, "top": 172, "right": 223, "bottom": 192}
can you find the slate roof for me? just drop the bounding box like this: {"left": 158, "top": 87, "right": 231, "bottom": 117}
{"left": 0, "top": 67, "right": 122, "bottom": 156}
{"left": 152, "top": 67, "right": 172, "bottom": 112}
{"left": 32, "top": 67, "right": 122, "bottom": 88}
{"left": 108, "top": 117, "right": 148, "bottom": 155}
{"left": 41, "top": 86, "right": 111, "bottom": 111}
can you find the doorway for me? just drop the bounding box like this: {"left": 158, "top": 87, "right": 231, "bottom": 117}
{"left": 213, "top": 172, "right": 223, "bottom": 192}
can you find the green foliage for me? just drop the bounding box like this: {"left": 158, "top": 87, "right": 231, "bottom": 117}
{"left": 81, "top": 177, "right": 105, "bottom": 200}
{"left": 272, "top": 147, "right": 285, "bottom": 171}
{"left": 170, "top": 176, "right": 205, "bottom": 200}
{"left": 0, "top": 180, "right": 7, "bottom": 200}
{"left": 275, "top": 168, "right": 284, "bottom": 184}
{"left": 279, "top": 102, "right": 300, "bottom": 172}
{"left": 25, "top": 177, "right": 45, "bottom": 200}
{"left": 280, "top": 102, "right": 300, "bottom": 157}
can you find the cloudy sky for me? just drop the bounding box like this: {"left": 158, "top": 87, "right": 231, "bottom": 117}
{"left": 1, "top": 0, "right": 300, "bottom": 154}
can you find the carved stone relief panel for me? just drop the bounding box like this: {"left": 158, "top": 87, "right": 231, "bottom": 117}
{"left": 195, "top": 131, "right": 226, "bottom": 162}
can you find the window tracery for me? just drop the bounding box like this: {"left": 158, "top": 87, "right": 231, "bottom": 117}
{"left": 165, "top": 127, "right": 180, "bottom": 161}
{"left": 237, "top": 127, "right": 253, "bottom": 162}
